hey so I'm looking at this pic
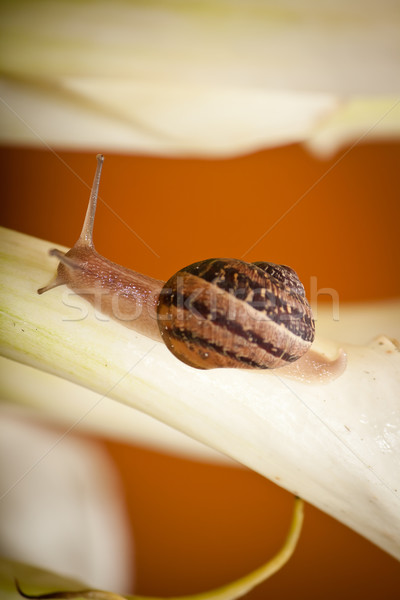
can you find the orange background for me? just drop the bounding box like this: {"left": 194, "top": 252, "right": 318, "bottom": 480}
{"left": 1, "top": 142, "right": 400, "bottom": 598}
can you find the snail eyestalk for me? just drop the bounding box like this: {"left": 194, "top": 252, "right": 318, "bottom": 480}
{"left": 79, "top": 153, "right": 104, "bottom": 247}
{"left": 37, "top": 154, "right": 345, "bottom": 380}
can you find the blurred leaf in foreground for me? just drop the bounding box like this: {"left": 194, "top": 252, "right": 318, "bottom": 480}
{"left": 1, "top": 498, "right": 303, "bottom": 600}
{"left": 0, "top": 226, "right": 399, "bottom": 562}
{"left": 0, "top": 0, "right": 399, "bottom": 157}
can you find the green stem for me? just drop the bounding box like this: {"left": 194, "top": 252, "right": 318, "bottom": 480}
{"left": 16, "top": 498, "right": 304, "bottom": 600}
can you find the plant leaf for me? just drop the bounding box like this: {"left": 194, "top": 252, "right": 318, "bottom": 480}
{"left": 0, "top": 0, "right": 399, "bottom": 156}
{"left": 2, "top": 498, "right": 304, "bottom": 599}
{"left": 0, "top": 558, "right": 87, "bottom": 600}
{"left": 0, "top": 226, "right": 399, "bottom": 561}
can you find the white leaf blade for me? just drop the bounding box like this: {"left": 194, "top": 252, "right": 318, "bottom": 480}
{"left": 1, "top": 1, "right": 399, "bottom": 156}
{"left": 0, "top": 226, "right": 399, "bottom": 560}
{"left": 0, "top": 356, "right": 231, "bottom": 463}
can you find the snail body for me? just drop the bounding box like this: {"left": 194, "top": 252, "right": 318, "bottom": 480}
{"left": 38, "top": 155, "right": 163, "bottom": 340}
{"left": 43, "top": 240, "right": 164, "bottom": 341}
{"left": 38, "top": 155, "right": 345, "bottom": 380}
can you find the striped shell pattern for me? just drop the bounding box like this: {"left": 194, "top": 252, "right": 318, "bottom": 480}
{"left": 157, "top": 258, "right": 315, "bottom": 370}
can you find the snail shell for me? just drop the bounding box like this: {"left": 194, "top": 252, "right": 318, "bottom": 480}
{"left": 157, "top": 258, "right": 315, "bottom": 370}
{"left": 38, "top": 154, "right": 345, "bottom": 381}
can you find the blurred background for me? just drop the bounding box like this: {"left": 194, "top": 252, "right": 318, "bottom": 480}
{"left": 1, "top": 141, "right": 400, "bottom": 598}
{"left": 1, "top": 0, "right": 400, "bottom": 598}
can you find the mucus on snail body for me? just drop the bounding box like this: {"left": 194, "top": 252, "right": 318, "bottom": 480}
{"left": 38, "top": 155, "right": 345, "bottom": 380}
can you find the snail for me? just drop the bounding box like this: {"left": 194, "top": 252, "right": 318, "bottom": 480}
{"left": 38, "top": 155, "right": 346, "bottom": 381}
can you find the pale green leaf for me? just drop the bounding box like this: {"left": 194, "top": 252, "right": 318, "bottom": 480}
{"left": 0, "top": 557, "right": 87, "bottom": 600}
{"left": 0, "top": 497, "right": 304, "bottom": 599}
{"left": 1, "top": 226, "right": 399, "bottom": 562}
{"left": 0, "top": 0, "right": 399, "bottom": 156}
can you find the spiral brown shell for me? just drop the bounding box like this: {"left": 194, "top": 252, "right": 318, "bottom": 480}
{"left": 157, "top": 258, "right": 315, "bottom": 370}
